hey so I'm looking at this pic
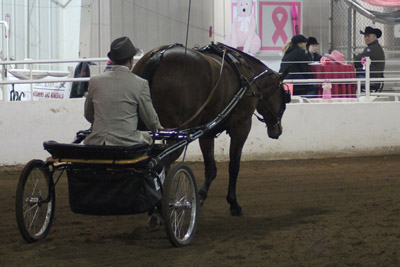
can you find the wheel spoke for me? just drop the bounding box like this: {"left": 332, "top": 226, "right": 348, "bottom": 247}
{"left": 173, "top": 210, "right": 179, "bottom": 237}
{"left": 177, "top": 210, "right": 186, "bottom": 238}
{"left": 30, "top": 178, "right": 39, "bottom": 197}
{"left": 178, "top": 174, "right": 188, "bottom": 200}
{"left": 24, "top": 203, "right": 38, "bottom": 217}
{"left": 28, "top": 206, "right": 39, "bottom": 231}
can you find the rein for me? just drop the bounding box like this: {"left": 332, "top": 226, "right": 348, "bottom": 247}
{"left": 245, "top": 69, "right": 289, "bottom": 127}
{"left": 177, "top": 49, "right": 227, "bottom": 129}
{"left": 179, "top": 49, "right": 276, "bottom": 129}
{"left": 246, "top": 70, "right": 279, "bottom": 125}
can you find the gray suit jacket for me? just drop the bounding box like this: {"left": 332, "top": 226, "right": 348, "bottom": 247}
{"left": 84, "top": 65, "right": 161, "bottom": 146}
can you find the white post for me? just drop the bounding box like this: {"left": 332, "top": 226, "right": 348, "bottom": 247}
{"left": 0, "top": 21, "right": 10, "bottom": 102}
{"left": 0, "top": 21, "right": 10, "bottom": 60}
{"left": 79, "top": 0, "right": 92, "bottom": 58}
{"left": 365, "top": 56, "right": 371, "bottom": 100}
{"left": 356, "top": 80, "right": 361, "bottom": 97}
{"left": 29, "top": 63, "right": 33, "bottom": 101}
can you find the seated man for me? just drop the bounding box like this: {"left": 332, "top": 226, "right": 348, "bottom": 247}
{"left": 84, "top": 37, "right": 163, "bottom": 146}
{"left": 354, "top": 26, "right": 385, "bottom": 91}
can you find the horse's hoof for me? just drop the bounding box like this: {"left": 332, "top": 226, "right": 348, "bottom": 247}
{"left": 198, "top": 190, "right": 207, "bottom": 206}
{"left": 230, "top": 207, "right": 243, "bottom": 216}
{"left": 147, "top": 212, "right": 163, "bottom": 231}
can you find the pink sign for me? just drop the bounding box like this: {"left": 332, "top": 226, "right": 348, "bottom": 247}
{"left": 259, "top": 1, "right": 302, "bottom": 51}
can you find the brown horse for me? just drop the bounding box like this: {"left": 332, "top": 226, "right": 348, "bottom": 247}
{"left": 133, "top": 43, "right": 290, "bottom": 216}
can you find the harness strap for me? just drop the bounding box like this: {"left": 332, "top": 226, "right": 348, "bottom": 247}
{"left": 143, "top": 43, "right": 183, "bottom": 85}
{"left": 150, "top": 43, "right": 183, "bottom": 57}
{"left": 178, "top": 49, "right": 227, "bottom": 129}
{"left": 200, "top": 43, "right": 248, "bottom": 88}
{"left": 253, "top": 113, "right": 265, "bottom": 123}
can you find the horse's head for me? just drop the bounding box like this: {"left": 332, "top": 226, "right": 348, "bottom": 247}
{"left": 254, "top": 69, "right": 291, "bottom": 139}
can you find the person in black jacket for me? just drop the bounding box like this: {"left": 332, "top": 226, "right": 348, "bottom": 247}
{"left": 70, "top": 62, "right": 91, "bottom": 98}
{"left": 279, "top": 34, "right": 318, "bottom": 96}
{"left": 354, "top": 26, "right": 385, "bottom": 80}
{"left": 307, "top": 36, "right": 322, "bottom": 62}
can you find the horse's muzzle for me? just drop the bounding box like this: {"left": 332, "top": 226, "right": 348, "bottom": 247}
{"left": 267, "top": 121, "right": 282, "bottom": 139}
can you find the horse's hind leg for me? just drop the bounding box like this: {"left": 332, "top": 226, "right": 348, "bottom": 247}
{"left": 198, "top": 136, "right": 217, "bottom": 205}
{"left": 163, "top": 145, "right": 184, "bottom": 174}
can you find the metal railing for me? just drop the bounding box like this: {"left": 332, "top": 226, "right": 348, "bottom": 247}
{"left": 0, "top": 56, "right": 145, "bottom": 101}
{"left": 282, "top": 57, "right": 400, "bottom": 102}
{"left": 1, "top": 56, "right": 400, "bottom": 103}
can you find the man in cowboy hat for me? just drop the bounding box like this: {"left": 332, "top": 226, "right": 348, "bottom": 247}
{"left": 354, "top": 26, "right": 385, "bottom": 80}
{"left": 84, "top": 36, "right": 163, "bottom": 146}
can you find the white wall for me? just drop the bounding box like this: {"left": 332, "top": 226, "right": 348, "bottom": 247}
{"left": 0, "top": 99, "right": 90, "bottom": 165}
{"left": 1, "top": 100, "right": 400, "bottom": 165}
{"left": 82, "top": 0, "right": 214, "bottom": 59}
{"left": 0, "top": 0, "right": 81, "bottom": 68}
{"left": 61, "top": 0, "right": 82, "bottom": 60}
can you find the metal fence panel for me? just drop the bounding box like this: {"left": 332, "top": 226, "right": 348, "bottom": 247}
{"left": 332, "top": 0, "right": 400, "bottom": 59}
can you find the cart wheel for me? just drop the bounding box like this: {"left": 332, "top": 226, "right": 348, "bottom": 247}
{"left": 16, "top": 160, "right": 55, "bottom": 243}
{"left": 162, "top": 163, "right": 199, "bottom": 247}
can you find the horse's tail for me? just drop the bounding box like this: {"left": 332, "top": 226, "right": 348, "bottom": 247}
{"left": 134, "top": 43, "right": 183, "bottom": 87}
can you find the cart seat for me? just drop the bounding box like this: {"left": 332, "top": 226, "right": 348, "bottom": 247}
{"left": 43, "top": 141, "right": 149, "bottom": 161}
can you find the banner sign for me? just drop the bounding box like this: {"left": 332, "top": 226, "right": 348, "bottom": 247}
{"left": 6, "top": 72, "right": 71, "bottom": 101}
{"left": 259, "top": 1, "right": 302, "bottom": 51}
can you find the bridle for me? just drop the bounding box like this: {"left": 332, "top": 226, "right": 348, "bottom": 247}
{"left": 246, "top": 70, "right": 291, "bottom": 127}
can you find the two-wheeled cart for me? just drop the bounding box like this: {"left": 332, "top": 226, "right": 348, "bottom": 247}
{"left": 15, "top": 129, "right": 201, "bottom": 247}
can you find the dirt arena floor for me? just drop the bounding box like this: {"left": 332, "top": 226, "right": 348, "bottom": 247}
{"left": 1, "top": 154, "right": 400, "bottom": 266}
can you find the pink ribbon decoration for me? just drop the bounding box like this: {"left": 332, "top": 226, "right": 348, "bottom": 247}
{"left": 272, "top": 7, "right": 288, "bottom": 45}
{"left": 291, "top": 2, "right": 299, "bottom": 35}
{"left": 361, "top": 56, "right": 367, "bottom": 70}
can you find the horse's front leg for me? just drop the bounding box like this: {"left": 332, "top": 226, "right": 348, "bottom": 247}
{"left": 198, "top": 136, "right": 217, "bottom": 205}
{"left": 227, "top": 124, "right": 251, "bottom": 216}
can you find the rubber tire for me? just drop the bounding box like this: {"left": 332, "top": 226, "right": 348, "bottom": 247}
{"left": 162, "top": 163, "right": 199, "bottom": 247}
{"left": 16, "top": 159, "right": 55, "bottom": 243}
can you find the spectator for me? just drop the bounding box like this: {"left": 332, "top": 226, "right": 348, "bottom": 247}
{"left": 307, "top": 36, "right": 322, "bottom": 62}
{"left": 70, "top": 62, "right": 91, "bottom": 98}
{"left": 354, "top": 26, "right": 385, "bottom": 85}
{"left": 280, "top": 34, "right": 318, "bottom": 96}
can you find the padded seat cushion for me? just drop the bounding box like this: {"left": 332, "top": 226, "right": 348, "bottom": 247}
{"left": 43, "top": 141, "right": 149, "bottom": 160}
